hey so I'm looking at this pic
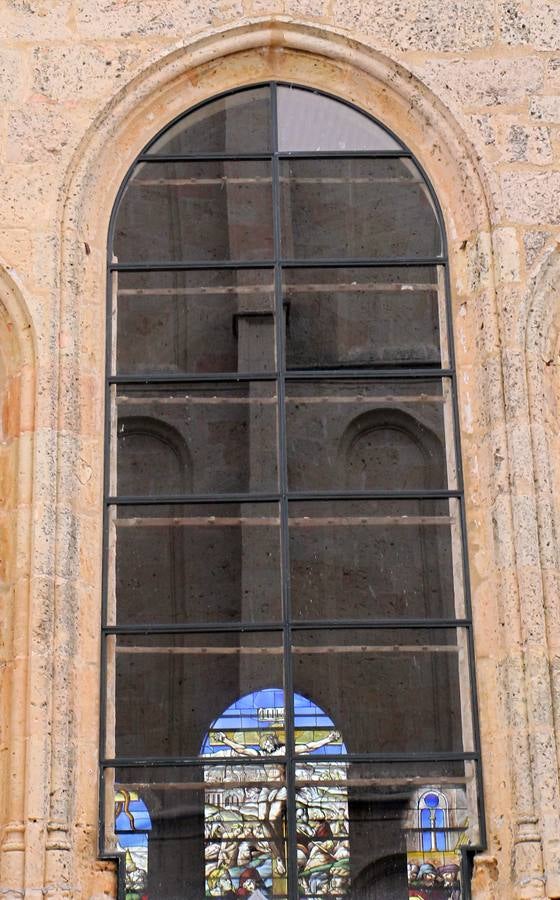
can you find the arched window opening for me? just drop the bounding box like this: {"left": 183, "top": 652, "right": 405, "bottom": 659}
{"left": 102, "top": 83, "right": 482, "bottom": 899}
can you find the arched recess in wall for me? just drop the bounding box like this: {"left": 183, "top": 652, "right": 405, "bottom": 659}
{"left": 332, "top": 408, "right": 453, "bottom": 625}
{"left": 0, "top": 264, "right": 35, "bottom": 885}
{"left": 115, "top": 416, "right": 192, "bottom": 627}
{"left": 54, "top": 21, "right": 525, "bottom": 900}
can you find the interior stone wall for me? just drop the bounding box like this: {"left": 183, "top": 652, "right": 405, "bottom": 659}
{"left": 0, "top": 5, "right": 560, "bottom": 898}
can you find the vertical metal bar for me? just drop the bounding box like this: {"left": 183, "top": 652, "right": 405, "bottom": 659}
{"left": 99, "top": 251, "right": 114, "bottom": 864}
{"left": 271, "top": 82, "right": 298, "bottom": 900}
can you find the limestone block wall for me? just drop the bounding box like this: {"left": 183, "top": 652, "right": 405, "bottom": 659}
{"left": 0, "top": 2, "right": 560, "bottom": 898}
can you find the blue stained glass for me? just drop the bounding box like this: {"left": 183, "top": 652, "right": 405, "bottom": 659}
{"left": 200, "top": 688, "right": 347, "bottom": 756}
{"left": 235, "top": 694, "right": 255, "bottom": 709}
{"left": 424, "top": 792, "right": 440, "bottom": 808}
{"left": 116, "top": 830, "right": 148, "bottom": 849}
{"left": 115, "top": 791, "right": 151, "bottom": 894}
{"left": 293, "top": 694, "right": 312, "bottom": 707}
{"left": 420, "top": 806, "right": 446, "bottom": 851}
{"left": 115, "top": 797, "right": 152, "bottom": 833}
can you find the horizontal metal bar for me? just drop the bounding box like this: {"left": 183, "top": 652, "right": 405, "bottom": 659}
{"left": 104, "top": 622, "right": 284, "bottom": 634}
{"left": 111, "top": 260, "right": 275, "bottom": 272}
{"left": 138, "top": 153, "right": 273, "bottom": 162}
{"left": 106, "top": 493, "right": 281, "bottom": 505}
{"left": 103, "top": 756, "right": 288, "bottom": 768}
{"left": 110, "top": 257, "right": 447, "bottom": 272}
{"left": 102, "top": 751, "right": 479, "bottom": 768}
{"left": 292, "top": 618, "right": 471, "bottom": 630}
{"left": 285, "top": 751, "right": 479, "bottom": 763}
{"left": 281, "top": 257, "right": 447, "bottom": 268}
{"left": 284, "top": 368, "right": 453, "bottom": 380}
{"left": 136, "top": 151, "right": 414, "bottom": 162}
{"left": 108, "top": 372, "right": 278, "bottom": 384}
{"left": 104, "top": 619, "right": 471, "bottom": 635}
{"left": 108, "top": 368, "right": 454, "bottom": 384}
{"left": 106, "top": 489, "right": 462, "bottom": 505}
{"left": 285, "top": 489, "right": 461, "bottom": 500}
{"left": 278, "top": 150, "right": 413, "bottom": 159}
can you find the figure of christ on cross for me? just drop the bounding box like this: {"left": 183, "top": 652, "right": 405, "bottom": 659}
{"left": 212, "top": 729, "right": 341, "bottom": 877}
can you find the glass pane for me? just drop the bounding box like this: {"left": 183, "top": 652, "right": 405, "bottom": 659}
{"left": 289, "top": 499, "right": 465, "bottom": 621}
{"left": 147, "top": 86, "right": 272, "bottom": 155}
{"left": 280, "top": 158, "right": 441, "bottom": 260}
{"left": 115, "top": 269, "right": 276, "bottom": 375}
{"left": 286, "top": 379, "right": 450, "bottom": 491}
{"left": 112, "top": 632, "right": 283, "bottom": 758}
{"left": 115, "top": 382, "right": 278, "bottom": 495}
{"left": 294, "top": 760, "right": 478, "bottom": 898}
{"left": 277, "top": 86, "right": 402, "bottom": 152}
{"left": 283, "top": 267, "right": 442, "bottom": 370}
{"left": 113, "top": 160, "right": 273, "bottom": 263}
{"left": 106, "top": 762, "right": 288, "bottom": 899}
{"left": 291, "top": 629, "right": 473, "bottom": 754}
{"left": 113, "top": 503, "right": 282, "bottom": 625}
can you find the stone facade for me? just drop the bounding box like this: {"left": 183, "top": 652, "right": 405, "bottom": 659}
{"left": 1, "top": 2, "right": 560, "bottom": 898}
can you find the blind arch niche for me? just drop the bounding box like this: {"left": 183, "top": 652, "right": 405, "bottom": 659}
{"left": 103, "top": 83, "right": 482, "bottom": 900}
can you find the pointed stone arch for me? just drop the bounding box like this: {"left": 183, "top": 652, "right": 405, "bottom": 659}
{"left": 50, "top": 18, "right": 538, "bottom": 898}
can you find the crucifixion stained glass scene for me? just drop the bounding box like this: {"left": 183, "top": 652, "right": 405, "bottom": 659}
{"left": 104, "top": 83, "right": 482, "bottom": 898}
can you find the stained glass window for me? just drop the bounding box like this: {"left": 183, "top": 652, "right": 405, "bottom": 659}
{"left": 115, "top": 790, "right": 151, "bottom": 899}
{"left": 103, "top": 84, "right": 482, "bottom": 899}
{"left": 200, "top": 689, "right": 348, "bottom": 897}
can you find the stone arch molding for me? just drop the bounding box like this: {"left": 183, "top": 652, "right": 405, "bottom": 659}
{"left": 525, "top": 245, "right": 560, "bottom": 742}
{"left": 37, "top": 18, "right": 546, "bottom": 899}
{"left": 0, "top": 261, "right": 35, "bottom": 890}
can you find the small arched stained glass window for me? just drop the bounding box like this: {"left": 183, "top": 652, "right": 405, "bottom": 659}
{"left": 419, "top": 791, "right": 448, "bottom": 852}
{"left": 103, "top": 83, "right": 482, "bottom": 899}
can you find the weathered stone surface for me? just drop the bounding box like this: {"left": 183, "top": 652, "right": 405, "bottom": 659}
{"left": 499, "top": 120, "right": 553, "bottom": 164}
{"left": 0, "top": 48, "right": 29, "bottom": 103}
{"left": 545, "top": 57, "right": 560, "bottom": 91}
{"left": 7, "top": 102, "right": 92, "bottom": 163}
{"left": 494, "top": 226, "right": 522, "bottom": 282}
{"left": 530, "top": 94, "right": 560, "bottom": 122}
{"left": 284, "top": 0, "right": 328, "bottom": 15}
{"left": 499, "top": 0, "right": 560, "bottom": 50}
{"left": 469, "top": 113, "right": 497, "bottom": 147}
{"left": 74, "top": 0, "right": 218, "bottom": 37}
{"left": 0, "top": 0, "right": 73, "bottom": 41}
{"left": 411, "top": 56, "right": 545, "bottom": 108}
{"left": 0, "top": 165, "right": 55, "bottom": 228}
{"left": 30, "top": 44, "right": 168, "bottom": 102}
{"left": 332, "top": 0, "right": 495, "bottom": 50}
{"left": 250, "top": 0, "right": 285, "bottom": 11}
{"left": 523, "top": 230, "right": 552, "bottom": 268}
{"left": 501, "top": 170, "right": 560, "bottom": 224}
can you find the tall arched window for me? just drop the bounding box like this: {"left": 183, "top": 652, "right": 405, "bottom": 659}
{"left": 102, "top": 84, "right": 482, "bottom": 899}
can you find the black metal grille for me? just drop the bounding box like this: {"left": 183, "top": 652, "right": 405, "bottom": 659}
{"left": 101, "top": 81, "right": 484, "bottom": 899}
